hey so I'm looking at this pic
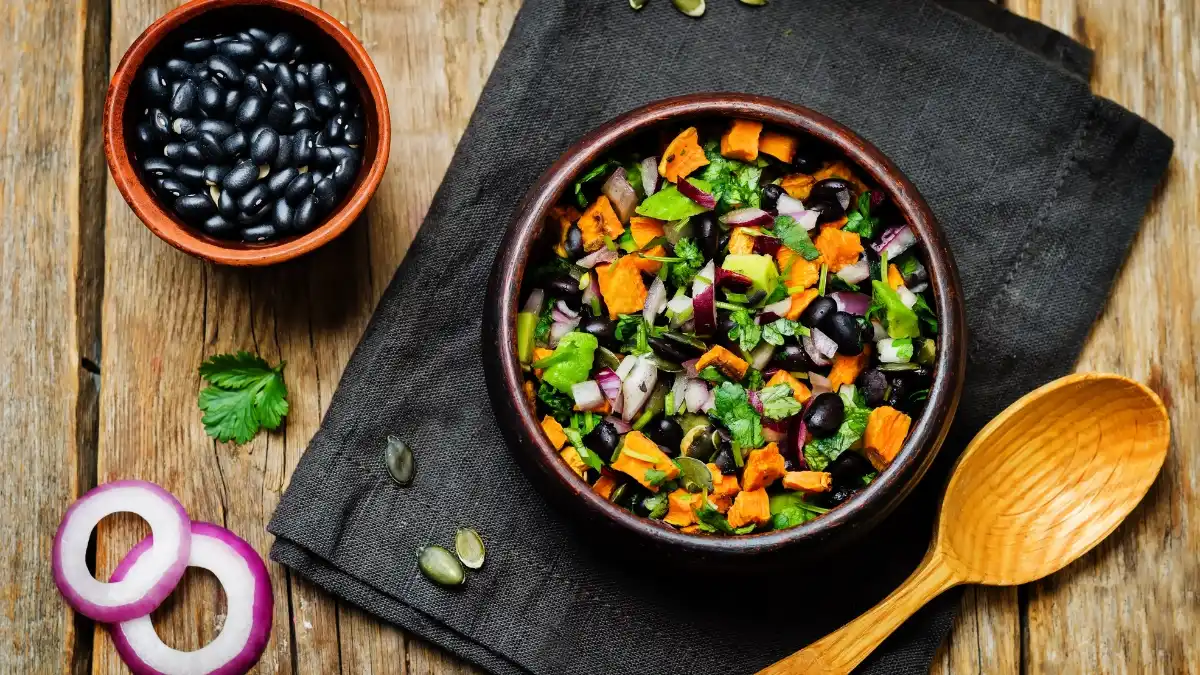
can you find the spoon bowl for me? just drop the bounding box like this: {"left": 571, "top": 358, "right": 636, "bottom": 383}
{"left": 759, "top": 373, "right": 1170, "bottom": 675}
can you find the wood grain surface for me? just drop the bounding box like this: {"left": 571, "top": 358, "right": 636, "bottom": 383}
{"left": 0, "top": 0, "right": 1193, "bottom": 673}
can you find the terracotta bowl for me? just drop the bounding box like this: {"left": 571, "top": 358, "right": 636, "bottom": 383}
{"left": 103, "top": 0, "right": 390, "bottom": 266}
{"left": 483, "top": 93, "right": 967, "bottom": 565}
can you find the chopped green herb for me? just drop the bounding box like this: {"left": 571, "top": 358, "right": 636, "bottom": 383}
{"left": 818, "top": 263, "right": 829, "bottom": 296}
{"left": 744, "top": 368, "right": 764, "bottom": 390}
{"left": 727, "top": 308, "right": 762, "bottom": 353}
{"left": 773, "top": 215, "right": 821, "bottom": 260}
{"left": 668, "top": 237, "right": 706, "bottom": 288}
{"left": 562, "top": 427, "right": 605, "bottom": 471}
{"left": 197, "top": 352, "right": 289, "bottom": 444}
{"left": 533, "top": 301, "right": 555, "bottom": 344}
{"left": 759, "top": 384, "right": 804, "bottom": 419}
{"left": 698, "top": 365, "right": 731, "bottom": 384}
{"left": 700, "top": 141, "right": 762, "bottom": 211}
{"left": 804, "top": 407, "right": 871, "bottom": 466}
{"left": 643, "top": 492, "right": 670, "bottom": 519}
{"left": 862, "top": 471, "right": 878, "bottom": 486}
{"left": 694, "top": 498, "right": 736, "bottom": 534}
{"left": 843, "top": 191, "right": 882, "bottom": 238}
{"left": 769, "top": 491, "right": 829, "bottom": 530}
{"left": 529, "top": 258, "right": 579, "bottom": 284}
{"left": 574, "top": 161, "right": 613, "bottom": 208}
{"left": 635, "top": 180, "right": 714, "bottom": 220}
{"left": 870, "top": 280, "right": 920, "bottom": 339}
{"left": 763, "top": 280, "right": 790, "bottom": 306}
{"left": 537, "top": 382, "right": 574, "bottom": 423}
{"left": 761, "top": 318, "right": 808, "bottom": 346}
{"left": 644, "top": 468, "right": 669, "bottom": 487}
{"left": 710, "top": 381, "right": 764, "bottom": 451}
{"left": 912, "top": 293, "right": 939, "bottom": 333}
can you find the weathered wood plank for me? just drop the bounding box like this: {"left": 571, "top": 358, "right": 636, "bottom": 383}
{"left": 0, "top": 0, "right": 91, "bottom": 672}
{"left": 1007, "top": 1, "right": 1199, "bottom": 673}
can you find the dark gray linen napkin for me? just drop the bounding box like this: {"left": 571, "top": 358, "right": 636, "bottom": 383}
{"left": 268, "top": 1, "right": 1172, "bottom": 673}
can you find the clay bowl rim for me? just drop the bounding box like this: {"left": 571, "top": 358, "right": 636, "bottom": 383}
{"left": 103, "top": 0, "right": 391, "bottom": 267}
{"left": 485, "top": 93, "right": 966, "bottom": 558}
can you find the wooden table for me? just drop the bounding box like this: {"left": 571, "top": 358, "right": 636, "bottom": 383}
{"left": 2, "top": 0, "right": 1194, "bottom": 672}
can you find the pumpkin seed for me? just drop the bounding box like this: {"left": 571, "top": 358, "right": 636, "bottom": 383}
{"left": 454, "top": 528, "right": 486, "bottom": 569}
{"left": 417, "top": 545, "right": 465, "bottom": 586}
{"left": 629, "top": 0, "right": 648, "bottom": 8}
{"left": 596, "top": 346, "right": 622, "bottom": 371}
{"left": 645, "top": 354, "right": 683, "bottom": 373}
{"left": 384, "top": 435, "right": 415, "bottom": 486}
{"left": 738, "top": 0, "right": 767, "bottom": 5}
{"left": 676, "top": 456, "right": 713, "bottom": 494}
{"left": 609, "top": 481, "right": 630, "bottom": 506}
{"left": 672, "top": 0, "right": 705, "bottom": 17}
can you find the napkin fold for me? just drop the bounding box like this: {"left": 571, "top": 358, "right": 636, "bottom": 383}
{"left": 269, "top": 1, "right": 1172, "bottom": 673}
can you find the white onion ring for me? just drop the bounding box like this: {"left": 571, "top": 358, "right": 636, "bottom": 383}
{"left": 109, "top": 522, "right": 273, "bottom": 675}
{"left": 53, "top": 480, "right": 191, "bottom": 623}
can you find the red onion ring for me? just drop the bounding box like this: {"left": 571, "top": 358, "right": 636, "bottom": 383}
{"left": 677, "top": 179, "right": 716, "bottom": 210}
{"left": 719, "top": 207, "right": 773, "bottom": 228}
{"left": 109, "top": 522, "right": 272, "bottom": 675}
{"left": 53, "top": 480, "right": 191, "bottom": 623}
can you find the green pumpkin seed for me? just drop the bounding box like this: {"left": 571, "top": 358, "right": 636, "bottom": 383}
{"left": 630, "top": 0, "right": 648, "bottom": 8}
{"left": 738, "top": 0, "right": 767, "bottom": 5}
{"left": 418, "top": 545, "right": 466, "bottom": 586}
{"left": 454, "top": 528, "right": 486, "bottom": 569}
{"left": 646, "top": 354, "right": 683, "bottom": 373}
{"left": 384, "top": 436, "right": 415, "bottom": 486}
{"left": 596, "top": 347, "right": 622, "bottom": 371}
{"left": 676, "top": 456, "right": 713, "bottom": 494}
{"left": 609, "top": 481, "right": 631, "bottom": 506}
{"left": 672, "top": 0, "right": 705, "bottom": 17}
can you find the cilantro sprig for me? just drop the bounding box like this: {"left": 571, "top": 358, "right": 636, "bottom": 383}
{"left": 198, "top": 352, "right": 289, "bottom": 444}
{"left": 727, "top": 309, "right": 761, "bottom": 353}
{"left": 668, "top": 237, "right": 706, "bottom": 289}
{"left": 773, "top": 215, "right": 821, "bottom": 261}
{"left": 710, "top": 381, "right": 764, "bottom": 452}
{"left": 843, "top": 191, "right": 882, "bottom": 238}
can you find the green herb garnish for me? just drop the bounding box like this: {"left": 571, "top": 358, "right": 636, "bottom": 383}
{"left": 804, "top": 407, "right": 871, "bottom": 466}
{"left": 667, "top": 237, "right": 706, "bottom": 289}
{"left": 758, "top": 384, "right": 804, "bottom": 420}
{"left": 869, "top": 280, "right": 920, "bottom": 339}
{"left": 773, "top": 215, "right": 821, "bottom": 260}
{"left": 644, "top": 468, "right": 669, "bottom": 487}
{"left": 574, "top": 161, "right": 613, "bottom": 208}
{"left": 198, "top": 352, "right": 289, "bottom": 444}
{"left": 710, "top": 381, "right": 764, "bottom": 451}
{"left": 727, "top": 308, "right": 762, "bottom": 353}
{"left": 537, "top": 382, "right": 574, "bottom": 423}
{"left": 643, "top": 493, "right": 670, "bottom": 519}
{"left": 700, "top": 141, "right": 762, "bottom": 211}
{"left": 843, "top": 191, "right": 882, "bottom": 238}
{"left": 761, "top": 317, "right": 808, "bottom": 346}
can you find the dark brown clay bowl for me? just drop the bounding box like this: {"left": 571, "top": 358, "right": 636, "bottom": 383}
{"left": 103, "top": 0, "right": 390, "bottom": 266}
{"left": 483, "top": 93, "right": 966, "bottom": 566}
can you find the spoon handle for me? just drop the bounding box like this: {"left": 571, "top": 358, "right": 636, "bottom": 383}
{"left": 756, "top": 548, "right": 960, "bottom": 675}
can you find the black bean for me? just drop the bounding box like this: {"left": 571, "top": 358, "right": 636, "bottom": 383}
{"left": 309, "top": 62, "right": 331, "bottom": 87}
{"left": 252, "top": 61, "right": 276, "bottom": 87}
{"left": 856, "top": 369, "right": 889, "bottom": 407}
{"left": 694, "top": 212, "right": 720, "bottom": 260}
{"left": 157, "top": 178, "right": 188, "bottom": 199}
{"left": 222, "top": 160, "right": 258, "bottom": 194}
{"left": 331, "top": 156, "right": 356, "bottom": 190}
{"left": 272, "top": 63, "right": 295, "bottom": 96}
{"left": 761, "top": 183, "right": 785, "bottom": 212}
{"left": 293, "top": 195, "right": 319, "bottom": 231}
{"left": 293, "top": 70, "right": 310, "bottom": 94}
{"left": 165, "top": 58, "right": 192, "bottom": 77}
{"left": 222, "top": 131, "right": 247, "bottom": 156}
{"left": 175, "top": 193, "right": 214, "bottom": 220}
{"left": 150, "top": 108, "right": 171, "bottom": 138}
{"left": 217, "top": 189, "right": 238, "bottom": 219}
{"left": 161, "top": 143, "right": 184, "bottom": 164}
{"left": 143, "top": 156, "right": 174, "bottom": 178}
{"left": 269, "top": 134, "right": 292, "bottom": 170}
{"left": 198, "top": 119, "right": 235, "bottom": 139}
{"left": 290, "top": 44, "right": 306, "bottom": 60}
{"left": 545, "top": 276, "right": 582, "bottom": 300}
{"left": 342, "top": 118, "right": 364, "bottom": 145}
{"left": 808, "top": 198, "right": 844, "bottom": 224}
{"left": 190, "top": 66, "right": 212, "bottom": 82}
{"left": 312, "top": 86, "right": 337, "bottom": 117}
{"left": 827, "top": 451, "right": 874, "bottom": 488}
{"left": 811, "top": 178, "right": 854, "bottom": 211}
{"left": 283, "top": 172, "right": 314, "bottom": 204}
{"left": 267, "top": 167, "right": 297, "bottom": 195}
{"left": 221, "top": 89, "right": 243, "bottom": 120}
{"left": 645, "top": 418, "right": 683, "bottom": 452}
{"left": 181, "top": 37, "right": 214, "bottom": 59}
{"left": 313, "top": 177, "right": 339, "bottom": 211}
{"left": 175, "top": 164, "right": 206, "bottom": 185}
{"left": 243, "top": 73, "right": 267, "bottom": 96}
{"left": 246, "top": 27, "right": 272, "bottom": 44}
{"left": 207, "top": 55, "right": 243, "bottom": 85}
{"left": 272, "top": 198, "right": 293, "bottom": 231}
{"left": 249, "top": 128, "right": 280, "bottom": 164}
{"left": 583, "top": 422, "right": 621, "bottom": 457}
{"left": 241, "top": 224, "right": 276, "bottom": 242}
{"left": 235, "top": 95, "right": 264, "bottom": 128}
{"left": 332, "top": 79, "right": 349, "bottom": 97}
{"left": 133, "top": 123, "right": 157, "bottom": 146}
{"left": 236, "top": 204, "right": 270, "bottom": 226}
{"left": 203, "top": 164, "right": 230, "bottom": 185}
{"left": 578, "top": 315, "right": 615, "bottom": 345}
{"left": 712, "top": 447, "right": 737, "bottom": 475}
{"left": 770, "top": 343, "right": 815, "bottom": 371}
{"left": 313, "top": 146, "right": 334, "bottom": 169}
{"left": 804, "top": 393, "right": 845, "bottom": 439}
{"left": 290, "top": 106, "right": 318, "bottom": 131}
{"left": 336, "top": 99, "right": 350, "bottom": 114}
{"left": 291, "top": 129, "right": 314, "bottom": 166}
{"left": 142, "top": 66, "right": 170, "bottom": 104}
{"left": 323, "top": 115, "right": 344, "bottom": 144}
{"left": 197, "top": 132, "right": 226, "bottom": 162}
{"left": 238, "top": 183, "right": 271, "bottom": 213}
{"left": 564, "top": 224, "right": 584, "bottom": 258}
{"left": 197, "top": 80, "right": 223, "bottom": 115}
{"left": 268, "top": 83, "right": 292, "bottom": 106}
{"left": 181, "top": 141, "right": 205, "bottom": 165}
{"left": 799, "top": 295, "right": 837, "bottom": 329}
{"left": 308, "top": 171, "right": 324, "bottom": 187}
{"left": 266, "top": 99, "right": 291, "bottom": 130}
{"left": 217, "top": 39, "right": 257, "bottom": 64}
{"left": 201, "top": 214, "right": 235, "bottom": 238}
{"left": 265, "top": 32, "right": 295, "bottom": 60}
{"left": 824, "top": 311, "right": 864, "bottom": 356}
{"left": 171, "top": 117, "right": 199, "bottom": 139}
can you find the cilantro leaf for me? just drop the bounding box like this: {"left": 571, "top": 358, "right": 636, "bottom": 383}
{"left": 643, "top": 493, "right": 670, "bottom": 519}
{"left": 574, "top": 161, "right": 614, "bottom": 208}
{"left": 711, "top": 382, "right": 764, "bottom": 450}
{"left": 533, "top": 300, "right": 555, "bottom": 344}
{"left": 537, "top": 382, "right": 574, "bottom": 423}
{"left": 761, "top": 318, "right": 807, "bottom": 346}
{"left": 763, "top": 280, "right": 790, "bottom": 306}
{"left": 843, "top": 191, "right": 881, "bottom": 238}
{"left": 759, "top": 384, "right": 804, "bottom": 419}
{"left": 804, "top": 443, "right": 830, "bottom": 471}
{"left": 562, "top": 427, "right": 605, "bottom": 471}
{"left": 745, "top": 368, "right": 764, "bottom": 391}
{"left": 870, "top": 280, "right": 921, "bottom": 339}
{"left": 615, "top": 314, "right": 653, "bottom": 355}
{"left": 694, "top": 499, "right": 736, "bottom": 534}
{"left": 668, "top": 237, "right": 706, "bottom": 289}
{"left": 769, "top": 491, "right": 829, "bottom": 530}
{"left": 773, "top": 215, "right": 821, "bottom": 260}
{"left": 804, "top": 407, "right": 872, "bottom": 466}
{"left": 700, "top": 141, "right": 762, "bottom": 211}
{"left": 727, "top": 309, "right": 761, "bottom": 353}
{"left": 197, "top": 352, "right": 289, "bottom": 444}
{"left": 698, "top": 366, "right": 731, "bottom": 384}
{"left": 912, "top": 293, "right": 939, "bottom": 333}
{"left": 644, "top": 468, "right": 669, "bottom": 487}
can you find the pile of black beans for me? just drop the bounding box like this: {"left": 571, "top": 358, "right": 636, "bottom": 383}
{"left": 133, "top": 27, "right": 364, "bottom": 242}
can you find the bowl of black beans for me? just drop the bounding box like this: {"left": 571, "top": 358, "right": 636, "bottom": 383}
{"left": 104, "top": 0, "right": 390, "bottom": 265}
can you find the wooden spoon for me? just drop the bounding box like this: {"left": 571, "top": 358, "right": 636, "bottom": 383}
{"left": 758, "top": 373, "right": 1170, "bottom": 675}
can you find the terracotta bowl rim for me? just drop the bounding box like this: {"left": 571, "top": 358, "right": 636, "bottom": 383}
{"left": 102, "top": 0, "right": 391, "bottom": 267}
{"left": 485, "top": 92, "right": 966, "bottom": 558}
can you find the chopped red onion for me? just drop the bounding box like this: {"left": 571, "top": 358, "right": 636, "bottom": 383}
{"left": 812, "top": 327, "right": 838, "bottom": 357}
{"left": 692, "top": 284, "right": 717, "bottom": 336}
{"left": 775, "top": 193, "right": 806, "bottom": 218}
{"left": 621, "top": 357, "right": 659, "bottom": 422}
{"left": 581, "top": 273, "right": 599, "bottom": 308}
{"left": 604, "top": 416, "right": 632, "bottom": 434}
{"left": 548, "top": 319, "right": 578, "bottom": 346}
{"left": 643, "top": 277, "right": 668, "bottom": 324}
{"left": 831, "top": 291, "right": 871, "bottom": 316}
{"left": 752, "top": 235, "right": 782, "bottom": 256}
{"left": 522, "top": 288, "right": 545, "bottom": 314}
{"left": 797, "top": 209, "right": 820, "bottom": 231}
{"left": 897, "top": 285, "right": 919, "bottom": 308}
{"left": 677, "top": 179, "right": 717, "bottom": 210}
{"left": 577, "top": 247, "right": 618, "bottom": 269}
{"left": 682, "top": 379, "right": 708, "bottom": 413}
{"left": 596, "top": 368, "right": 623, "bottom": 414}
{"left": 747, "top": 389, "right": 764, "bottom": 414}
{"left": 682, "top": 358, "right": 700, "bottom": 379}
{"left": 571, "top": 380, "right": 606, "bottom": 411}
{"left": 640, "top": 156, "right": 659, "bottom": 196}
{"left": 873, "top": 224, "right": 917, "bottom": 258}
{"left": 749, "top": 341, "right": 775, "bottom": 370}
{"left": 763, "top": 296, "right": 793, "bottom": 317}
{"left": 701, "top": 387, "right": 716, "bottom": 413}
{"left": 808, "top": 372, "right": 832, "bottom": 394}
{"left": 789, "top": 401, "right": 813, "bottom": 467}
{"left": 719, "top": 207, "right": 773, "bottom": 228}
{"left": 836, "top": 258, "right": 871, "bottom": 284}
{"left": 692, "top": 260, "right": 715, "bottom": 296}
{"left": 602, "top": 167, "right": 638, "bottom": 223}
{"left": 757, "top": 311, "right": 781, "bottom": 325}
{"left": 763, "top": 418, "right": 788, "bottom": 444}
{"left": 801, "top": 335, "right": 831, "bottom": 367}
{"left": 614, "top": 353, "right": 639, "bottom": 380}
{"left": 715, "top": 266, "right": 753, "bottom": 293}
{"left": 870, "top": 319, "right": 888, "bottom": 341}
{"left": 552, "top": 300, "right": 579, "bottom": 322}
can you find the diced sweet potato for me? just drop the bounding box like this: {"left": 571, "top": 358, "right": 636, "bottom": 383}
{"left": 708, "top": 462, "right": 741, "bottom": 513}
{"left": 627, "top": 217, "right": 668, "bottom": 272}
{"left": 560, "top": 447, "right": 587, "bottom": 478}
{"left": 786, "top": 288, "right": 820, "bottom": 321}
{"left": 863, "top": 406, "right": 913, "bottom": 470}
{"left": 779, "top": 173, "right": 817, "bottom": 200}
{"left": 782, "top": 471, "right": 832, "bottom": 493}
{"left": 720, "top": 119, "right": 763, "bottom": 162}
{"left": 679, "top": 525, "right": 706, "bottom": 535}
{"left": 727, "top": 489, "right": 771, "bottom": 529}
{"left": 577, "top": 196, "right": 625, "bottom": 252}
{"left": 592, "top": 474, "right": 618, "bottom": 500}
{"left": 549, "top": 205, "right": 580, "bottom": 257}
{"left": 532, "top": 347, "right": 554, "bottom": 378}
{"left": 780, "top": 160, "right": 868, "bottom": 200}
{"left": 696, "top": 344, "right": 749, "bottom": 381}
{"left": 742, "top": 443, "right": 787, "bottom": 491}
{"left": 827, "top": 347, "right": 871, "bottom": 392}
{"left": 728, "top": 227, "right": 762, "bottom": 255}
{"left": 665, "top": 489, "right": 704, "bottom": 526}
{"left": 760, "top": 131, "right": 798, "bottom": 163}
{"left": 541, "top": 415, "right": 568, "bottom": 450}
{"left": 596, "top": 255, "right": 649, "bottom": 319}
{"left": 814, "top": 228, "right": 864, "bottom": 272}
{"left": 575, "top": 399, "right": 613, "bottom": 415}
{"left": 887, "top": 263, "right": 905, "bottom": 290}
{"left": 611, "top": 431, "right": 680, "bottom": 491}
{"left": 766, "top": 370, "right": 812, "bottom": 403}
{"left": 658, "top": 127, "right": 710, "bottom": 183}
{"left": 812, "top": 160, "right": 869, "bottom": 194}
{"left": 778, "top": 249, "right": 820, "bottom": 290}
{"left": 523, "top": 379, "right": 536, "bottom": 406}
{"left": 630, "top": 245, "right": 666, "bottom": 274}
